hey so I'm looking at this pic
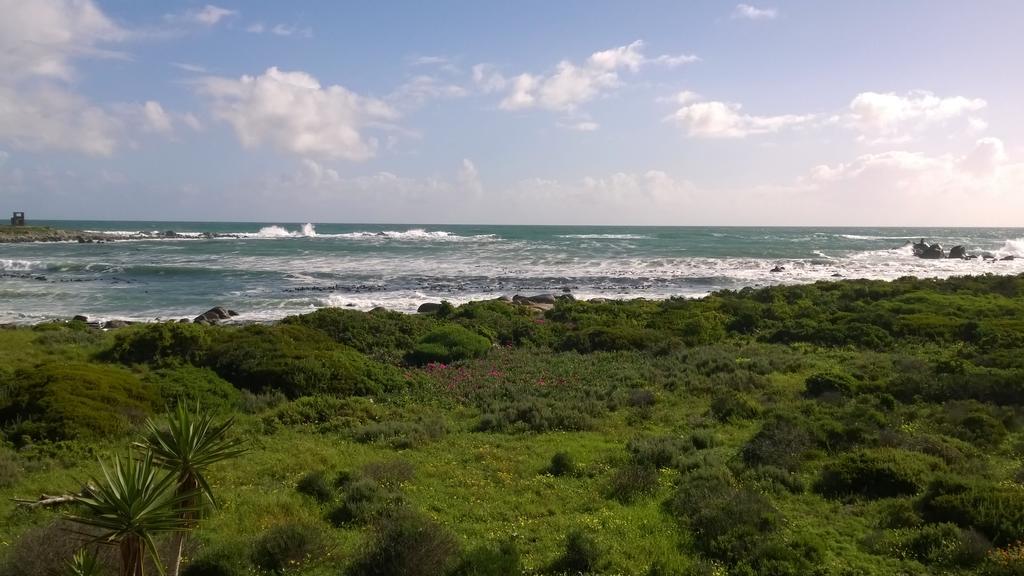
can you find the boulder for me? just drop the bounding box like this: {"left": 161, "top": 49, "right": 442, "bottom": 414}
{"left": 178, "top": 318, "right": 191, "bottom": 323}
{"left": 914, "top": 242, "right": 945, "bottom": 259}
{"left": 72, "top": 315, "right": 88, "bottom": 323}
{"left": 103, "top": 320, "right": 132, "bottom": 329}
{"left": 1001, "top": 255, "right": 1016, "bottom": 261}
{"left": 369, "top": 307, "right": 388, "bottom": 314}
{"left": 227, "top": 309, "right": 239, "bottom": 317}
{"left": 417, "top": 302, "right": 442, "bottom": 314}
{"left": 770, "top": 265, "right": 785, "bottom": 273}
{"left": 194, "top": 306, "right": 232, "bottom": 324}
{"left": 513, "top": 293, "right": 557, "bottom": 305}
{"left": 948, "top": 245, "right": 968, "bottom": 259}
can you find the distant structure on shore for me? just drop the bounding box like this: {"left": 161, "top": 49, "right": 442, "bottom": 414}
{"left": 10, "top": 211, "right": 25, "bottom": 226}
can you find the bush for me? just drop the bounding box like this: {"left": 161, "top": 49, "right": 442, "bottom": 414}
{"left": 296, "top": 470, "right": 334, "bottom": 503}
{"left": 553, "top": 529, "right": 604, "bottom": 574}
{"left": 920, "top": 477, "right": 1024, "bottom": 546}
{"left": 328, "top": 477, "right": 402, "bottom": 527}
{"left": 709, "top": 391, "right": 761, "bottom": 423}
{"left": 741, "top": 417, "right": 814, "bottom": 472}
{"left": 264, "top": 395, "right": 381, "bottom": 433}
{"left": 815, "top": 449, "right": 941, "bottom": 500}
{"left": 283, "top": 307, "right": 435, "bottom": 363}
{"left": 804, "top": 371, "right": 858, "bottom": 398}
{"left": 348, "top": 508, "right": 460, "bottom": 576}
{"left": 0, "top": 362, "right": 155, "bottom": 443}
{"left": 0, "top": 448, "right": 20, "bottom": 488}
{"left": 407, "top": 325, "right": 491, "bottom": 365}
{"left": 548, "top": 451, "right": 575, "bottom": 477}
{"left": 627, "top": 435, "right": 692, "bottom": 469}
{"left": 451, "top": 541, "right": 522, "bottom": 576}
{"left": 353, "top": 416, "right": 447, "bottom": 449}
{"left": 145, "top": 365, "right": 241, "bottom": 413}
{"left": 559, "top": 326, "right": 668, "bottom": 354}
{"left": 868, "top": 523, "right": 990, "bottom": 567}
{"left": 182, "top": 549, "right": 245, "bottom": 576}
{"left": 109, "top": 322, "right": 212, "bottom": 365}
{"left": 361, "top": 459, "right": 416, "bottom": 488}
{"left": 608, "top": 463, "right": 658, "bottom": 503}
{"left": 208, "top": 325, "right": 401, "bottom": 398}
{"left": 251, "top": 521, "right": 326, "bottom": 574}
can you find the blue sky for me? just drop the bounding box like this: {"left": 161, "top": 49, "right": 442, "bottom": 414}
{"left": 1, "top": 1, "right": 1023, "bottom": 225}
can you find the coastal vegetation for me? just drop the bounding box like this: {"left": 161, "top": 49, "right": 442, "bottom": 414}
{"left": 2, "top": 274, "right": 1024, "bottom": 574}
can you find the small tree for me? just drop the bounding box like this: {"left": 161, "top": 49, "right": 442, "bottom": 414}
{"left": 69, "top": 452, "right": 195, "bottom": 576}
{"left": 138, "top": 404, "right": 247, "bottom": 576}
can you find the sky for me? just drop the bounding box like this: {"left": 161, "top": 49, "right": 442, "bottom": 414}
{"left": 1, "top": 1, "right": 1023, "bottom": 226}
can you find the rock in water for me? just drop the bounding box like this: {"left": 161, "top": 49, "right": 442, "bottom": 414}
{"left": 194, "top": 306, "right": 232, "bottom": 324}
{"left": 770, "top": 265, "right": 785, "bottom": 273}
{"left": 72, "top": 315, "right": 88, "bottom": 322}
{"left": 417, "top": 302, "right": 442, "bottom": 314}
{"left": 948, "top": 246, "right": 968, "bottom": 259}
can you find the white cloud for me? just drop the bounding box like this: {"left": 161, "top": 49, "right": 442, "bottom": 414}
{"left": 0, "top": 0, "right": 126, "bottom": 81}
{"left": 171, "top": 62, "right": 207, "bottom": 73}
{"left": 271, "top": 24, "right": 312, "bottom": 38}
{"left": 457, "top": 158, "right": 483, "bottom": 197}
{"left": 245, "top": 22, "right": 264, "bottom": 33}
{"left": 197, "top": 67, "right": 399, "bottom": 161}
{"left": 141, "top": 101, "right": 173, "bottom": 134}
{"left": 0, "top": 0, "right": 129, "bottom": 155}
{"left": 560, "top": 120, "right": 600, "bottom": 132}
{"left": 847, "top": 90, "right": 987, "bottom": 143}
{"left": 481, "top": 40, "right": 698, "bottom": 115}
{"left": 186, "top": 5, "right": 236, "bottom": 26}
{"left": 666, "top": 98, "right": 815, "bottom": 138}
{"left": 389, "top": 75, "right": 468, "bottom": 107}
{"left": 732, "top": 4, "right": 778, "bottom": 20}
{"left": 181, "top": 113, "right": 204, "bottom": 132}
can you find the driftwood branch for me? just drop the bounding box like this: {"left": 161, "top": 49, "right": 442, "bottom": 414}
{"left": 13, "top": 485, "right": 94, "bottom": 509}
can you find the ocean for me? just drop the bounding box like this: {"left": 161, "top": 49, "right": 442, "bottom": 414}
{"left": 1, "top": 221, "right": 1022, "bottom": 324}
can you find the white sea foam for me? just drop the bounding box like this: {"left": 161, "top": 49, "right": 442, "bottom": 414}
{"left": 996, "top": 238, "right": 1024, "bottom": 257}
{"left": 336, "top": 229, "right": 497, "bottom": 242}
{"left": 557, "top": 234, "right": 652, "bottom": 240}
{"left": 838, "top": 234, "right": 918, "bottom": 241}
{"left": 0, "top": 259, "right": 41, "bottom": 271}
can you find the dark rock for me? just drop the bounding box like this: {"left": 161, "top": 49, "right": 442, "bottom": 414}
{"left": 194, "top": 306, "right": 232, "bottom": 324}
{"left": 178, "top": 318, "right": 190, "bottom": 323}
{"left": 1001, "top": 255, "right": 1016, "bottom": 261}
{"left": 770, "top": 265, "right": 785, "bottom": 273}
{"left": 417, "top": 302, "right": 442, "bottom": 314}
{"left": 369, "top": 307, "right": 388, "bottom": 313}
{"left": 912, "top": 240, "right": 945, "bottom": 259}
{"left": 345, "top": 303, "right": 356, "bottom": 307}
{"left": 104, "top": 320, "right": 132, "bottom": 329}
{"left": 164, "top": 230, "right": 178, "bottom": 238}
{"left": 72, "top": 315, "right": 88, "bottom": 322}
{"left": 513, "top": 293, "right": 557, "bottom": 305}
{"left": 831, "top": 273, "right": 843, "bottom": 277}
{"left": 561, "top": 287, "right": 572, "bottom": 293}
{"left": 227, "top": 309, "right": 239, "bottom": 317}
{"left": 948, "top": 245, "right": 968, "bottom": 259}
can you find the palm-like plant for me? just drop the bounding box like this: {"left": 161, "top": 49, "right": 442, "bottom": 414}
{"left": 138, "top": 404, "right": 248, "bottom": 576}
{"left": 68, "top": 452, "right": 196, "bottom": 576}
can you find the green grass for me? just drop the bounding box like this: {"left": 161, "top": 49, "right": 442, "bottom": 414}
{"left": 3, "top": 274, "right": 1024, "bottom": 575}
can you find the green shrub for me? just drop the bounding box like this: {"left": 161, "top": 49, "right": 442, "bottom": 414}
{"left": 476, "top": 398, "right": 598, "bottom": 433}
{"left": 348, "top": 508, "right": 460, "bottom": 576}
{"left": 743, "top": 465, "right": 805, "bottom": 495}
{"left": 145, "top": 365, "right": 241, "bottom": 413}
{"left": 109, "top": 322, "right": 212, "bottom": 365}
{"left": 804, "top": 371, "right": 858, "bottom": 398}
{"left": 353, "top": 416, "right": 447, "bottom": 449}
{"left": 451, "top": 541, "right": 522, "bottom": 576}
{"left": 328, "top": 476, "right": 403, "bottom": 527}
{"left": 815, "top": 449, "right": 941, "bottom": 500}
{"left": 548, "top": 451, "right": 575, "bottom": 477}
{"left": 868, "top": 523, "right": 990, "bottom": 567}
{"left": 741, "top": 417, "right": 814, "bottom": 472}
{"left": 553, "top": 529, "right": 604, "bottom": 574}
{"left": 264, "top": 395, "right": 381, "bottom": 433}
{"left": 181, "top": 548, "right": 245, "bottom": 576}
{"left": 0, "top": 362, "right": 155, "bottom": 443}
{"left": 208, "top": 325, "right": 401, "bottom": 398}
{"left": 709, "top": 391, "right": 761, "bottom": 422}
{"left": 876, "top": 498, "right": 923, "bottom": 529}
{"left": 608, "top": 463, "right": 658, "bottom": 503}
{"left": 283, "top": 308, "right": 435, "bottom": 363}
{"left": 627, "top": 435, "right": 692, "bottom": 469}
{"left": 361, "top": 459, "right": 416, "bottom": 488}
{"left": 559, "top": 326, "right": 668, "bottom": 354}
{"left": 251, "top": 521, "right": 326, "bottom": 574}
{"left": 407, "top": 325, "right": 491, "bottom": 365}
{"left": 296, "top": 470, "right": 334, "bottom": 503}
{"left": 920, "top": 477, "right": 1024, "bottom": 546}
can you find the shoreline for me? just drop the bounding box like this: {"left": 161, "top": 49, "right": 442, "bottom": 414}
{"left": 0, "top": 225, "right": 246, "bottom": 244}
{"left": 3, "top": 272, "right": 1023, "bottom": 329}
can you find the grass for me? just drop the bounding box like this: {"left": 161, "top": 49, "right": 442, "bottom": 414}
{"left": 3, "top": 274, "right": 1024, "bottom": 574}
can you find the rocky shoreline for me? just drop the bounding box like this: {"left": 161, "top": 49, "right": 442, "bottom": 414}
{"left": 0, "top": 226, "right": 246, "bottom": 244}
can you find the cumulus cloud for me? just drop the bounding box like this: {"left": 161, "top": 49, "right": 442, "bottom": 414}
{"left": 140, "top": 101, "right": 174, "bottom": 134}
{"left": 847, "top": 90, "right": 987, "bottom": 143}
{"left": 665, "top": 95, "right": 815, "bottom": 138}
{"left": 477, "top": 40, "right": 698, "bottom": 116}
{"left": 0, "top": 0, "right": 131, "bottom": 155}
{"left": 197, "top": 67, "right": 399, "bottom": 161}
{"left": 732, "top": 4, "right": 778, "bottom": 20}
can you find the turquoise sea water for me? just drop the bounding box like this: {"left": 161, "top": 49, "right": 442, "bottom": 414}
{"left": 1, "top": 221, "right": 1022, "bottom": 324}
